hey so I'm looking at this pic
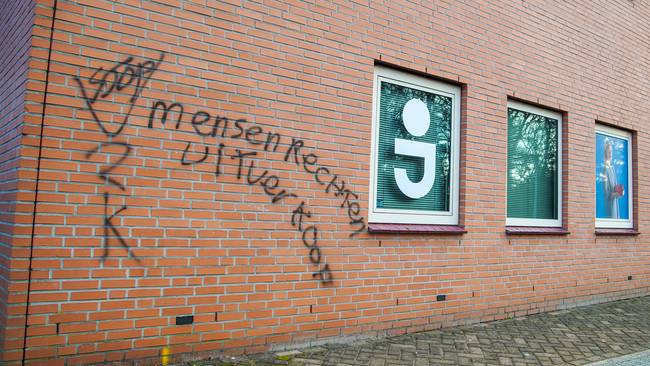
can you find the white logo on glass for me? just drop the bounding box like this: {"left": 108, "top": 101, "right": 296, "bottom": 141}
{"left": 394, "top": 98, "right": 436, "bottom": 199}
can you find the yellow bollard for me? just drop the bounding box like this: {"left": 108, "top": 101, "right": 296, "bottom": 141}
{"left": 161, "top": 346, "right": 170, "bottom": 366}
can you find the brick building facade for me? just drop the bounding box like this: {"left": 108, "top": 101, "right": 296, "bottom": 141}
{"left": 1, "top": 0, "right": 649, "bottom": 364}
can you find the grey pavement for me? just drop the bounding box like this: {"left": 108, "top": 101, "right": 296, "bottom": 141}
{"left": 204, "top": 296, "right": 650, "bottom": 366}
{"left": 585, "top": 349, "right": 650, "bottom": 366}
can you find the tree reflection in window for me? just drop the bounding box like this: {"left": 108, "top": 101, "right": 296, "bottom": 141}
{"left": 507, "top": 108, "right": 558, "bottom": 220}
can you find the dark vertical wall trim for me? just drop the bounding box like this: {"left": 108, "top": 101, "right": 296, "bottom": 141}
{"left": 22, "top": 0, "right": 58, "bottom": 364}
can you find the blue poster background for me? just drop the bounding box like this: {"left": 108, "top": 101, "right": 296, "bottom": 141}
{"left": 595, "top": 133, "right": 629, "bottom": 219}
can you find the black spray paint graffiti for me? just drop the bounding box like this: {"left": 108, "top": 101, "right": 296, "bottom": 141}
{"left": 75, "top": 53, "right": 366, "bottom": 283}
{"left": 74, "top": 52, "right": 165, "bottom": 261}
{"left": 146, "top": 103, "right": 366, "bottom": 236}
{"left": 147, "top": 104, "right": 367, "bottom": 282}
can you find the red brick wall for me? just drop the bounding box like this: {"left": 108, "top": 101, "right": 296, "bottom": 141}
{"left": 0, "top": 0, "right": 35, "bottom": 361}
{"left": 5, "top": 0, "right": 650, "bottom": 364}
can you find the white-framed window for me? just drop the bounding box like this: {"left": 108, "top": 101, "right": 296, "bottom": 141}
{"left": 506, "top": 100, "right": 562, "bottom": 227}
{"left": 368, "top": 66, "right": 460, "bottom": 225}
{"left": 595, "top": 124, "right": 633, "bottom": 229}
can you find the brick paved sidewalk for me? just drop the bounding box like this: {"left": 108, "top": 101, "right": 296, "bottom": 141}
{"left": 202, "top": 296, "right": 650, "bottom": 366}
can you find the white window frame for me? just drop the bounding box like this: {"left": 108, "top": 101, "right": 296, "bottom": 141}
{"left": 595, "top": 124, "right": 634, "bottom": 229}
{"left": 506, "top": 100, "right": 563, "bottom": 228}
{"left": 368, "top": 66, "right": 460, "bottom": 225}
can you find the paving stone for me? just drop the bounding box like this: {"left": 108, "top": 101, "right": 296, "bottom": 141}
{"left": 303, "top": 347, "right": 327, "bottom": 354}
{"left": 277, "top": 350, "right": 302, "bottom": 358}
{"left": 390, "top": 343, "right": 416, "bottom": 350}
{"left": 290, "top": 358, "right": 322, "bottom": 365}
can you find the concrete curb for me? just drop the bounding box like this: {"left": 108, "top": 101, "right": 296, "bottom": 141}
{"left": 586, "top": 349, "right": 650, "bottom": 366}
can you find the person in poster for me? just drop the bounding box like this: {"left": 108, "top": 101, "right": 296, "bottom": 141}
{"left": 601, "top": 139, "right": 624, "bottom": 219}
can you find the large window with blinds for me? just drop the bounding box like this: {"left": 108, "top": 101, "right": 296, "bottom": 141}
{"left": 506, "top": 100, "right": 562, "bottom": 227}
{"left": 368, "top": 66, "right": 460, "bottom": 225}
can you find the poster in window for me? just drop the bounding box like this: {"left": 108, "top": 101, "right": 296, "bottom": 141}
{"left": 375, "top": 81, "right": 452, "bottom": 213}
{"left": 595, "top": 132, "right": 629, "bottom": 220}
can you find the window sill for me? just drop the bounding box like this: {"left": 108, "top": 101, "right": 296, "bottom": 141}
{"left": 595, "top": 228, "right": 639, "bottom": 236}
{"left": 505, "top": 226, "right": 570, "bottom": 235}
{"left": 368, "top": 223, "right": 466, "bottom": 234}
